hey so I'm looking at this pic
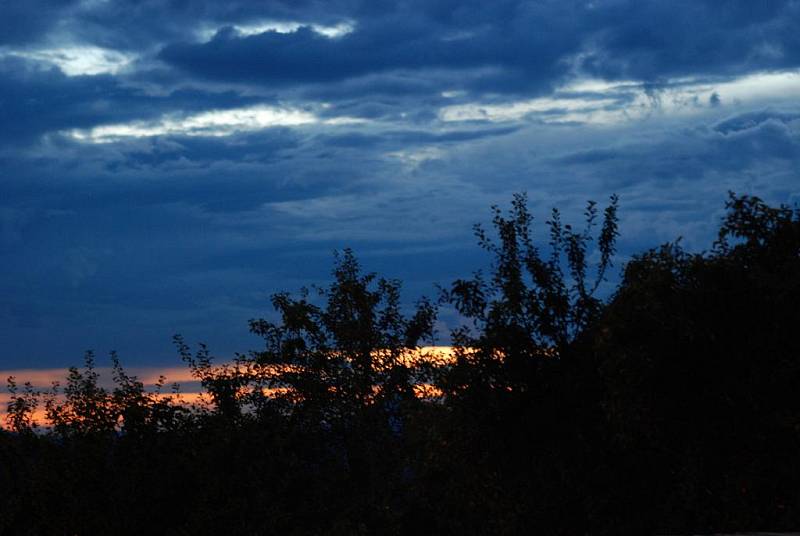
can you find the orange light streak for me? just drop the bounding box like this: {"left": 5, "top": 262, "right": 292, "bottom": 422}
{"left": 0, "top": 347, "right": 460, "bottom": 429}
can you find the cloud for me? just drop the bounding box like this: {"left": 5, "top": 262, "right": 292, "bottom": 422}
{"left": 3, "top": 105, "right": 799, "bottom": 366}
{"left": 1, "top": 0, "right": 800, "bottom": 369}
{"left": 67, "top": 105, "right": 321, "bottom": 142}
{"left": 441, "top": 71, "right": 800, "bottom": 126}
{"left": 151, "top": 0, "right": 800, "bottom": 98}
{"left": 157, "top": 3, "right": 580, "bottom": 92}
{"left": 713, "top": 109, "right": 800, "bottom": 135}
{"left": 0, "top": 0, "right": 80, "bottom": 45}
{"left": 0, "top": 56, "right": 263, "bottom": 146}
{"left": 0, "top": 45, "right": 137, "bottom": 76}
{"left": 195, "top": 19, "right": 355, "bottom": 42}
{"left": 440, "top": 96, "right": 620, "bottom": 123}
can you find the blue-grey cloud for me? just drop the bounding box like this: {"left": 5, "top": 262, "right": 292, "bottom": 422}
{"left": 0, "top": 56, "right": 265, "bottom": 147}
{"left": 580, "top": 0, "right": 800, "bottom": 81}
{"left": 151, "top": 0, "right": 800, "bottom": 97}
{"left": 1, "top": 0, "right": 799, "bottom": 368}
{"left": 0, "top": 0, "right": 79, "bottom": 45}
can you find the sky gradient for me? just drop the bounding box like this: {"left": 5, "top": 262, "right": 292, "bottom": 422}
{"left": 1, "top": 0, "right": 799, "bottom": 369}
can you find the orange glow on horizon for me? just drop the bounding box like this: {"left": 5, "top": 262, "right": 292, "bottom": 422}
{"left": 0, "top": 391, "right": 210, "bottom": 429}
{"left": 0, "top": 346, "right": 459, "bottom": 429}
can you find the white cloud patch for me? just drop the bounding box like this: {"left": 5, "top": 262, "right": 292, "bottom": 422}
{"left": 196, "top": 20, "right": 355, "bottom": 42}
{"left": 387, "top": 147, "right": 446, "bottom": 168}
{"left": 440, "top": 70, "right": 800, "bottom": 126}
{"left": 0, "top": 45, "right": 136, "bottom": 76}
{"left": 440, "top": 96, "right": 620, "bottom": 123}
{"left": 65, "top": 105, "right": 366, "bottom": 142}
{"left": 712, "top": 70, "right": 800, "bottom": 104}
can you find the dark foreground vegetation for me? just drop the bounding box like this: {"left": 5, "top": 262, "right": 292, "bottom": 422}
{"left": 2, "top": 193, "right": 800, "bottom": 535}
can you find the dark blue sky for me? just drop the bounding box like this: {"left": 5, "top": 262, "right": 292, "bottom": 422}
{"left": 1, "top": 0, "right": 799, "bottom": 368}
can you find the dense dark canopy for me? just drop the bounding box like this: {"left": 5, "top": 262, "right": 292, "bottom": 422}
{"left": 3, "top": 193, "right": 799, "bottom": 534}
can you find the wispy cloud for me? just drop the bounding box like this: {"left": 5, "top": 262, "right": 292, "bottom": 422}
{"left": 0, "top": 45, "right": 136, "bottom": 76}
{"left": 196, "top": 20, "right": 355, "bottom": 42}
{"left": 65, "top": 104, "right": 367, "bottom": 142}
{"left": 440, "top": 71, "right": 800, "bottom": 125}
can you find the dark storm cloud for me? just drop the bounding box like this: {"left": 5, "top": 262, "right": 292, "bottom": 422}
{"left": 3, "top": 0, "right": 798, "bottom": 143}
{"left": 154, "top": 0, "right": 800, "bottom": 95}
{"left": 580, "top": 0, "right": 800, "bottom": 81}
{"left": 157, "top": 3, "right": 580, "bottom": 93}
{"left": 159, "top": 22, "right": 569, "bottom": 91}
{"left": 50, "top": 0, "right": 354, "bottom": 51}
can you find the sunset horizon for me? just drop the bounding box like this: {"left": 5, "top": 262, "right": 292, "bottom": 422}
{"left": 2, "top": 1, "right": 800, "bottom": 533}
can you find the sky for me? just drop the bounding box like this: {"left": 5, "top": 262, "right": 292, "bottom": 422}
{"left": 1, "top": 0, "right": 799, "bottom": 371}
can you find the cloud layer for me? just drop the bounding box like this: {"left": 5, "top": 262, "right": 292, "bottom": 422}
{"left": 1, "top": 0, "right": 799, "bottom": 367}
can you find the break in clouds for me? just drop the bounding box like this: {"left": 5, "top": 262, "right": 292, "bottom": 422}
{"left": 1, "top": 0, "right": 799, "bottom": 366}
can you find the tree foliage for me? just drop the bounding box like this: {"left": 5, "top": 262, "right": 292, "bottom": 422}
{"left": 248, "top": 248, "right": 436, "bottom": 423}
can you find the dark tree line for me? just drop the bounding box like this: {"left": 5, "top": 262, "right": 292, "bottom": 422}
{"left": 2, "top": 193, "right": 799, "bottom": 535}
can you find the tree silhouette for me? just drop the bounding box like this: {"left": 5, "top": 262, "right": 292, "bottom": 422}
{"left": 439, "top": 193, "right": 618, "bottom": 395}
{"left": 4, "top": 377, "right": 39, "bottom": 434}
{"left": 2, "top": 192, "right": 799, "bottom": 535}
{"left": 247, "top": 248, "right": 436, "bottom": 422}
{"left": 596, "top": 193, "right": 800, "bottom": 532}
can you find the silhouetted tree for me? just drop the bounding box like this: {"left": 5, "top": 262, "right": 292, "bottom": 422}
{"left": 244, "top": 248, "right": 437, "bottom": 532}
{"left": 5, "top": 377, "right": 39, "bottom": 435}
{"left": 248, "top": 248, "right": 436, "bottom": 420}
{"left": 596, "top": 193, "right": 800, "bottom": 533}
{"left": 439, "top": 193, "right": 618, "bottom": 395}
{"left": 3, "top": 192, "right": 800, "bottom": 536}
{"left": 422, "top": 193, "right": 619, "bottom": 533}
